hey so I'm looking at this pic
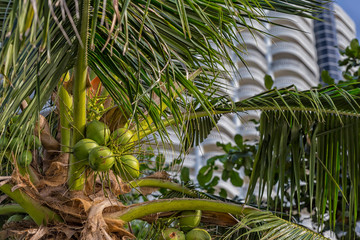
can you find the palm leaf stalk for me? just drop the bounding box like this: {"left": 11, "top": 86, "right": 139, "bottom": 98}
{"left": 0, "top": 204, "right": 26, "bottom": 215}
{"left": 0, "top": 182, "right": 62, "bottom": 225}
{"left": 128, "top": 178, "right": 199, "bottom": 197}
{"left": 58, "top": 76, "right": 73, "bottom": 154}
{"left": 107, "top": 198, "right": 329, "bottom": 239}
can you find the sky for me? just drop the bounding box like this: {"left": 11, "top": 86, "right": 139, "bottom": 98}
{"left": 336, "top": 0, "right": 360, "bottom": 39}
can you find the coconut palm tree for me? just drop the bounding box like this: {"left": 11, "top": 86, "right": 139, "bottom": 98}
{"left": 0, "top": 0, "right": 352, "bottom": 239}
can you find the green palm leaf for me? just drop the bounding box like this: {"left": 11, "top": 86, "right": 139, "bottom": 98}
{"left": 221, "top": 84, "right": 360, "bottom": 237}
{"left": 225, "top": 210, "right": 329, "bottom": 240}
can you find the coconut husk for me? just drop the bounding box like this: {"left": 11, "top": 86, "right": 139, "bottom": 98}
{"left": 62, "top": 72, "right": 91, "bottom": 95}
{"left": 34, "top": 115, "right": 60, "bottom": 154}
{"left": 81, "top": 200, "right": 134, "bottom": 240}
{"left": 201, "top": 211, "right": 239, "bottom": 226}
{"left": 2, "top": 169, "right": 241, "bottom": 240}
{"left": 84, "top": 171, "right": 131, "bottom": 198}
{"left": 0, "top": 222, "right": 82, "bottom": 240}
{"left": 2, "top": 173, "right": 135, "bottom": 239}
{"left": 37, "top": 154, "right": 69, "bottom": 187}
{"left": 100, "top": 106, "right": 130, "bottom": 132}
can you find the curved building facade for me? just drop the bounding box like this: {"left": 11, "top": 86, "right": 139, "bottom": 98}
{"left": 333, "top": 4, "right": 356, "bottom": 51}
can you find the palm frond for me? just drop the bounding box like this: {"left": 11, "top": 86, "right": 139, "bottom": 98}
{"left": 221, "top": 84, "right": 360, "bottom": 236}
{"left": 0, "top": 1, "right": 77, "bottom": 158}
{"left": 232, "top": 84, "right": 360, "bottom": 116}
{"left": 225, "top": 210, "right": 329, "bottom": 240}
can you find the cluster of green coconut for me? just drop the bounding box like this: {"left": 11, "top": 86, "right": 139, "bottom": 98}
{"left": 73, "top": 120, "right": 140, "bottom": 180}
{"left": 160, "top": 210, "right": 211, "bottom": 240}
{"left": 0, "top": 115, "right": 41, "bottom": 168}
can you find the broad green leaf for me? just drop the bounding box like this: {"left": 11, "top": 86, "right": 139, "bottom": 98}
{"left": 350, "top": 38, "right": 359, "bottom": 51}
{"left": 230, "top": 171, "right": 243, "bottom": 187}
{"left": 219, "top": 188, "right": 227, "bottom": 198}
{"left": 234, "top": 134, "right": 243, "bottom": 148}
{"left": 197, "top": 165, "right": 213, "bottom": 186}
{"left": 180, "top": 167, "right": 190, "bottom": 182}
{"left": 264, "top": 74, "right": 274, "bottom": 90}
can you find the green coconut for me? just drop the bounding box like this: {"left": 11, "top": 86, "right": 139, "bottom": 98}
{"left": 73, "top": 138, "right": 99, "bottom": 163}
{"left": 10, "top": 115, "right": 19, "bottom": 123}
{"left": 113, "top": 155, "right": 140, "bottom": 181}
{"left": 23, "top": 215, "right": 32, "bottom": 221}
{"left": 17, "top": 150, "right": 32, "bottom": 167}
{"left": 86, "top": 120, "right": 110, "bottom": 145}
{"left": 6, "top": 214, "right": 24, "bottom": 223}
{"left": 0, "top": 136, "right": 8, "bottom": 150}
{"left": 186, "top": 228, "right": 211, "bottom": 240}
{"left": 179, "top": 210, "right": 201, "bottom": 232}
{"left": 9, "top": 115, "right": 21, "bottom": 135}
{"left": 89, "top": 146, "right": 115, "bottom": 172}
{"left": 8, "top": 137, "right": 24, "bottom": 151}
{"left": 111, "top": 128, "right": 134, "bottom": 146}
{"left": 159, "top": 228, "right": 185, "bottom": 240}
{"left": 25, "top": 135, "right": 42, "bottom": 149}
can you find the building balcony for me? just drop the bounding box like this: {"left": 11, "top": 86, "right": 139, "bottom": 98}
{"left": 238, "top": 32, "right": 267, "bottom": 54}
{"left": 242, "top": 18, "right": 268, "bottom": 32}
{"left": 236, "top": 67, "right": 267, "bottom": 88}
{"left": 237, "top": 110, "right": 261, "bottom": 123}
{"left": 237, "top": 84, "right": 265, "bottom": 100}
{"left": 271, "top": 59, "right": 318, "bottom": 87}
{"left": 267, "top": 12, "right": 314, "bottom": 39}
{"left": 337, "top": 34, "right": 351, "bottom": 51}
{"left": 238, "top": 121, "right": 259, "bottom": 141}
{"left": 237, "top": 49, "right": 268, "bottom": 72}
{"left": 335, "top": 20, "right": 356, "bottom": 43}
{"left": 270, "top": 26, "right": 317, "bottom": 59}
{"left": 274, "top": 76, "right": 312, "bottom": 91}
{"left": 334, "top": 4, "right": 356, "bottom": 33}
{"left": 271, "top": 42, "right": 319, "bottom": 76}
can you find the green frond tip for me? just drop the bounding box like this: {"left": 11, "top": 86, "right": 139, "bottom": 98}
{"left": 225, "top": 210, "right": 329, "bottom": 240}
{"left": 233, "top": 84, "right": 360, "bottom": 119}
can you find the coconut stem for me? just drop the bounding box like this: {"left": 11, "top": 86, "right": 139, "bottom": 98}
{"left": 68, "top": 0, "right": 90, "bottom": 191}
{"left": 17, "top": 165, "right": 39, "bottom": 184}
{"left": 128, "top": 179, "right": 198, "bottom": 198}
{"left": 59, "top": 77, "right": 72, "bottom": 153}
{"left": 107, "top": 198, "right": 258, "bottom": 222}
{"left": 0, "top": 204, "right": 26, "bottom": 215}
{"left": 0, "top": 183, "right": 62, "bottom": 225}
